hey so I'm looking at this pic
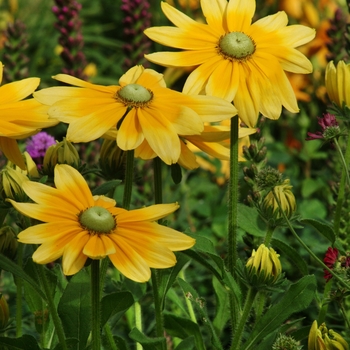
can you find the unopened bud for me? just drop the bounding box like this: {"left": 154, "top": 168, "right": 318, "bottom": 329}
{"left": 0, "top": 226, "right": 18, "bottom": 260}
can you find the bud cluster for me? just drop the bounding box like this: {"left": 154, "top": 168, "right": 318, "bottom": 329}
{"left": 1, "top": 20, "right": 29, "bottom": 83}
{"left": 121, "top": 0, "right": 152, "bottom": 70}
{"left": 52, "top": 0, "right": 87, "bottom": 79}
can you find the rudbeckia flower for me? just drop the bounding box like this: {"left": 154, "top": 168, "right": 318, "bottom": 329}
{"left": 144, "top": 0, "right": 315, "bottom": 127}
{"left": 9, "top": 164, "right": 195, "bottom": 282}
{"left": 0, "top": 62, "right": 58, "bottom": 169}
{"left": 34, "top": 65, "right": 237, "bottom": 165}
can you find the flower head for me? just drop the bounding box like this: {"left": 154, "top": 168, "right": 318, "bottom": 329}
{"left": 0, "top": 63, "right": 58, "bottom": 169}
{"left": 144, "top": 0, "right": 315, "bottom": 127}
{"left": 34, "top": 65, "right": 236, "bottom": 165}
{"left": 308, "top": 320, "right": 349, "bottom": 350}
{"left": 323, "top": 247, "right": 338, "bottom": 281}
{"left": 326, "top": 60, "right": 350, "bottom": 109}
{"left": 9, "top": 164, "right": 195, "bottom": 282}
{"left": 306, "top": 113, "right": 340, "bottom": 142}
{"left": 26, "top": 132, "right": 56, "bottom": 168}
{"left": 246, "top": 243, "right": 282, "bottom": 284}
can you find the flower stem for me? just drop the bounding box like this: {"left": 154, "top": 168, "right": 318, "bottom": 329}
{"left": 91, "top": 260, "right": 101, "bottom": 350}
{"left": 318, "top": 278, "right": 333, "bottom": 324}
{"left": 272, "top": 189, "right": 350, "bottom": 290}
{"left": 263, "top": 224, "right": 276, "bottom": 246}
{"left": 36, "top": 264, "right": 68, "bottom": 350}
{"left": 122, "top": 150, "right": 135, "bottom": 210}
{"left": 15, "top": 243, "right": 23, "bottom": 338}
{"left": 103, "top": 323, "right": 118, "bottom": 350}
{"left": 333, "top": 135, "right": 350, "bottom": 235}
{"left": 228, "top": 115, "right": 240, "bottom": 332}
{"left": 178, "top": 269, "right": 197, "bottom": 323}
{"left": 230, "top": 287, "right": 258, "bottom": 350}
{"left": 152, "top": 157, "right": 165, "bottom": 344}
{"left": 134, "top": 301, "right": 143, "bottom": 350}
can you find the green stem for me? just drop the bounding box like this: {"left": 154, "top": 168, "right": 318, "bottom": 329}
{"left": 36, "top": 264, "right": 68, "bottom": 350}
{"left": 333, "top": 135, "right": 350, "bottom": 235}
{"left": 272, "top": 189, "right": 350, "bottom": 290}
{"left": 254, "top": 292, "right": 266, "bottom": 325}
{"left": 228, "top": 115, "right": 240, "bottom": 332}
{"left": 339, "top": 301, "right": 350, "bottom": 329}
{"left": 178, "top": 270, "right": 197, "bottom": 323}
{"left": 317, "top": 278, "right": 333, "bottom": 324}
{"left": 91, "top": 260, "right": 101, "bottom": 350}
{"left": 103, "top": 323, "right": 118, "bottom": 350}
{"left": 122, "top": 150, "right": 135, "bottom": 210}
{"left": 153, "top": 157, "right": 163, "bottom": 205}
{"left": 15, "top": 243, "right": 23, "bottom": 338}
{"left": 230, "top": 287, "right": 258, "bottom": 350}
{"left": 134, "top": 302, "right": 143, "bottom": 350}
{"left": 151, "top": 271, "right": 164, "bottom": 339}
{"left": 263, "top": 225, "right": 276, "bottom": 246}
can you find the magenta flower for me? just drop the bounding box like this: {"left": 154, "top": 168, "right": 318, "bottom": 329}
{"left": 26, "top": 132, "right": 56, "bottom": 168}
{"left": 306, "top": 113, "right": 340, "bottom": 141}
{"left": 323, "top": 247, "right": 338, "bottom": 281}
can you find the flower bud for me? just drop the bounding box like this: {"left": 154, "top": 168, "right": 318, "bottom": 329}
{"left": 308, "top": 320, "right": 349, "bottom": 350}
{"left": 0, "top": 226, "right": 18, "bottom": 260}
{"left": 262, "top": 179, "right": 296, "bottom": 220}
{"left": 246, "top": 244, "right": 282, "bottom": 284}
{"left": 0, "top": 166, "right": 29, "bottom": 202}
{"left": 0, "top": 294, "right": 9, "bottom": 330}
{"left": 42, "top": 138, "right": 80, "bottom": 176}
{"left": 99, "top": 139, "right": 126, "bottom": 180}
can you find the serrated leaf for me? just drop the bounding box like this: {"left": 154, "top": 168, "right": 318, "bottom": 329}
{"left": 100, "top": 291, "right": 134, "bottom": 327}
{"left": 271, "top": 238, "right": 309, "bottom": 275}
{"left": 0, "top": 254, "right": 46, "bottom": 301}
{"left": 301, "top": 219, "right": 335, "bottom": 244}
{"left": 57, "top": 270, "right": 91, "bottom": 350}
{"left": 129, "top": 328, "right": 166, "bottom": 350}
{"left": 243, "top": 275, "right": 316, "bottom": 350}
{"left": 0, "top": 334, "right": 41, "bottom": 349}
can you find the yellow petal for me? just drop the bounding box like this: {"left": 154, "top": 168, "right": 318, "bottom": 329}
{"left": 137, "top": 68, "right": 166, "bottom": 88}
{"left": 201, "top": 0, "right": 227, "bottom": 31}
{"left": 0, "top": 137, "right": 25, "bottom": 169}
{"left": 0, "top": 78, "right": 40, "bottom": 104}
{"left": 225, "top": 0, "right": 255, "bottom": 32}
{"left": 119, "top": 65, "right": 144, "bottom": 86}
{"left": 83, "top": 234, "right": 116, "bottom": 258}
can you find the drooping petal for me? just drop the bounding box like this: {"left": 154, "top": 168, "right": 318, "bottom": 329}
{"left": 116, "top": 203, "right": 179, "bottom": 223}
{"left": 119, "top": 65, "right": 144, "bottom": 86}
{"left": 0, "top": 137, "right": 25, "bottom": 169}
{"left": 0, "top": 78, "right": 40, "bottom": 104}
{"left": 83, "top": 234, "right": 116, "bottom": 258}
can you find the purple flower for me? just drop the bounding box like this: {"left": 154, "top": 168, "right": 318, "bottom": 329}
{"left": 26, "top": 132, "right": 56, "bottom": 167}
{"left": 306, "top": 113, "right": 340, "bottom": 141}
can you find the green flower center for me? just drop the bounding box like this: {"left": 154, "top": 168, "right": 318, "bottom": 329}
{"left": 79, "top": 206, "right": 116, "bottom": 234}
{"left": 117, "top": 83, "right": 153, "bottom": 106}
{"left": 218, "top": 32, "right": 256, "bottom": 61}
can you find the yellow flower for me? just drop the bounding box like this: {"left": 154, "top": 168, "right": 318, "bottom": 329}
{"left": 0, "top": 62, "right": 58, "bottom": 169}
{"left": 144, "top": 0, "right": 315, "bottom": 127}
{"left": 34, "top": 65, "right": 237, "bottom": 165}
{"left": 8, "top": 164, "right": 195, "bottom": 282}
{"left": 308, "top": 320, "right": 349, "bottom": 350}
{"left": 246, "top": 244, "right": 282, "bottom": 283}
{"left": 325, "top": 60, "right": 350, "bottom": 109}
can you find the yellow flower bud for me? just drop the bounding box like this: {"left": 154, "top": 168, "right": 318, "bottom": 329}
{"left": 0, "top": 166, "right": 29, "bottom": 201}
{"left": 0, "top": 226, "right": 18, "bottom": 260}
{"left": 0, "top": 294, "right": 9, "bottom": 330}
{"left": 246, "top": 244, "right": 282, "bottom": 283}
{"left": 262, "top": 179, "right": 296, "bottom": 220}
{"left": 308, "top": 320, "right": 349, "bottom": 350}
{"left": 325, "top": 60, "right": 350, "bottom": 109}
{"left": 99, "top": 139, "right": 126, "bottom": 180}
{"left": 42, "top": 138, "right": 80, "bottom": 176}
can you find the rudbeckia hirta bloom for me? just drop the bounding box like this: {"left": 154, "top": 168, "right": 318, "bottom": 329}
{"left": 144, "top": 0, "right": 315, "bottom": 127}
{"left": 325, "top": 60, "right": 350, "bottom": 108}
{"left": 34, "top": 65, "right": 237, "bottom": 165}
{"left": 0, "top": 62, "right": 58, "bottom": 169}
{"left": 9, "top": 164, "right": 195, "bottom": 282}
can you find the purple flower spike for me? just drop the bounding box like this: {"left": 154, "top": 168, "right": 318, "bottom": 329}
{"left": 26, "top": 132, "right": 56, "bottom": 168}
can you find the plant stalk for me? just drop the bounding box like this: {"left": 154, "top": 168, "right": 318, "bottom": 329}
{"left": 91, "top": 260, "right": 101, "bottom": 350}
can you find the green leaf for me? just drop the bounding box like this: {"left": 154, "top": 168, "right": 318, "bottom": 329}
{"left": 57, "top": 270, "right": 91, "bottom": 350}
{"left": 212, "top": 276, "right": 230, "bottom": 337}
{"left": 301, "top": 219, "right": 335, "bottom": 245}
{"left": 0, "top": 334, "right": 41, "bottom": 349}
{"left": 92, "top": 180, "right": 121, "bottom": 196}
{"left": 0, "top": 254, "right": 46, "bottom": 301}
{"left": 237, "top": 204, "right": 266, "bottom": 237}
{"left": 100, "top": 291, "right": 134, "bottom": 327}
{"left": 171, "top": 163, "right": 182, "bottom": 184}
{"left": 301, "top": 178, "right": 326, "bottom": 198}
{"left": 243, "top": 275, "right": 316, "bottom": 350}
{"left": 129, "top": 328, "right": 167, "bottom": 350}
{"left": 174, "top": 336, "right": 195, "bottom": 350}
{"left": 102, "top": 334, "right": 130, "bottom": 350}
{"left": 164, "top": 313, "right": 206, "bottom": 350}
{"left": 271, "top": 238, "right": 309, "bottom": 276}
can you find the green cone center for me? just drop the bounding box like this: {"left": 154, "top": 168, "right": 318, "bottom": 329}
{"left": 219, "top": 32, "right": 255, "bottom": 59}
{"left": 118, "top": 84, "right": 152, "bottom": 103}
{"left": 80, "top": 206, "right": 115, "bottom": 233}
